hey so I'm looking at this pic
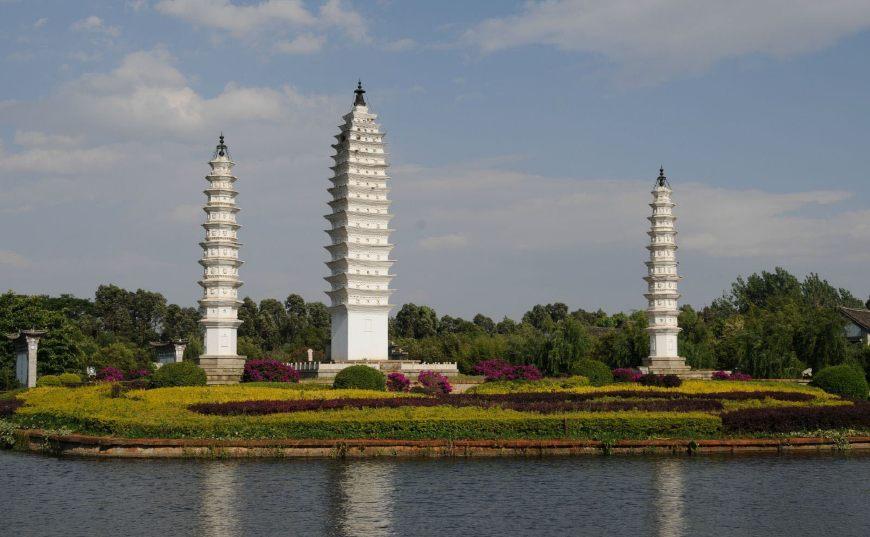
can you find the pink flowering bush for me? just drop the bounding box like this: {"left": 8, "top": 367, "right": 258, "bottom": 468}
{"left": 243, "top": 359, "right": 300, "bottom": 383}
{"left": 418, "top": 370, "right": 453, "bottom": 395}
{"left": 612, "top": 368, "right": 643, "bottom": 383}
{"left": 96, "top": 367, "right": 124, "bottom": 382}
{"left": 712, "top": 370, "right": 752, "bottom": 381}
{"left": 386, "top": 372, "right": 411, "bottom": 392}
{"left": 125, "top": 369, "right": 152, "bottom": 380}
{"left": 473, "top": 359, "right": 543, "bottom": 382}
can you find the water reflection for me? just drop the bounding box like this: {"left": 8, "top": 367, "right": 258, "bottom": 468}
{"left": 652, "top": 459, "right": 686, "bottom": 537}
{"left": 331, "top": 460, "right": 396, "bottom": 537}
{"left": 200, "top": 461, "right": 242, "bottom": 537}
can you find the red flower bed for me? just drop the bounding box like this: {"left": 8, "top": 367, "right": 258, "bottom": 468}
{"left": 0, "top": 398, "right": 23, "bottom": 417}
{"left": 721, "top": 402, "right": 870, "bottom": 433}
{"left": 189, "top": 393, "right": 730, "bottom": 416}
{"left": 243, "top": 359, "right": 300, "bottom": 383}
{"left": 473, "top": 359, "right": 543, "bottom": 381}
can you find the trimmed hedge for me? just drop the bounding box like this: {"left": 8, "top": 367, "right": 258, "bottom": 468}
{"left": 638, "top": 374, "right": 682, "bottom": 388}
{"left": 722, "top": 402, "right": 870, "bottom": 433}
{"left": 811, "top": 365, "right": 868, "bottom": 399}
{"left": 36, "top": 375, "right": 63, "bottom": 387}
{"left": 151, "top": 362, "right": 207, "bottom": 388}
{"left": 571, "top": 360, "right": 614, "bottom": 386}
{"left": 333, "top": 365, "right": 385, "bottom": 391}
{"left": 190, "top": 395, "right": 724, "bottom": 416}
{"left": 12, "top": 410, "right": 721, "bottom": 441}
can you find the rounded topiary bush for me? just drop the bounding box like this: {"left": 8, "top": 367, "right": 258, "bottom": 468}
{"left": 333, "top": 365, "right": 385, "bottom": 391}
{"left": 570, "top": 360, "right": 613, "bottom": 386}
{"left": 36, "top": 375, "right": 62, "bottom": 387}
{"left": 151, "top": 361, "right": 207, "bottom": 388}
{"left": 812, "top": 364, "right": 868, "bottom": 399}
{"left": 58, "top": 372, "right": 82, "bottom": 386}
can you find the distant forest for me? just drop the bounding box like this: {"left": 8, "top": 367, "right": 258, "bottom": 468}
{"left": 1, "top": 267, "right": 868, "bottom": 381}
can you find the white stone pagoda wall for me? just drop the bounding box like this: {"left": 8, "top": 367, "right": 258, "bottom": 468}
{"left": 325, "top": 86, "right": 394, "bottom": 362}
{"left": 643, "top": 169, "right": 686, "bottom": 372}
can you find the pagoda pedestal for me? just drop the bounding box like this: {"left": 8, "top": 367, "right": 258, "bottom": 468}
{"left": 198, "top": 355, "right": 246, "bottom": 385}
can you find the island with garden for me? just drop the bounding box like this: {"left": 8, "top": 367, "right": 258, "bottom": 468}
{"left": 1, "top": 357, "right": 868, "bottom": 458}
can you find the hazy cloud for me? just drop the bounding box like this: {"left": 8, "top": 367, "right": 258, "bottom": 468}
{"left": 155, "top": 0, "right": 367, "bottom": 43}
{"left": 0, "top": 250, "right": 31, "bottom": 269}
{"left": 464, "top": 0, "right": 870, "bottom": 82}
{"left": 71, "top": 15, "right": 121, "bottom": 37}
{"left": 419, "top": 233, "right": 469, "bottom": 251}
{"left": 274, "top": 33, "right": 325, "bottom": 54}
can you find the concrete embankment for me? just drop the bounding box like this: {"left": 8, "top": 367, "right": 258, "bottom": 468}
{"left": 11, "top": 430, "right": 870, "bottom": 458}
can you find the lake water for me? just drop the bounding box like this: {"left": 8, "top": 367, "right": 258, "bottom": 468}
{"left": 1, "top": 451, "right": 867, "bottom": 537}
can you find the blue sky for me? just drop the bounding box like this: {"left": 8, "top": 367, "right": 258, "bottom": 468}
{"left": 1, "top": 0, "right": 868, "bottom": 318}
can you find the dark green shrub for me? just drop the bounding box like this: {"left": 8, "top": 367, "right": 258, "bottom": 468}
{"left": 58, "top": 373, "right": 82, "bottom": 386}
{"left": 638, "top": 373, "right": 682, "bottom": 388}
{"left": 570, "top": 360, "right": 613, "bottom": 386}
{"left": 811, "top": 365, "right": 868, "bottom": 399}
{"left": 0, "top": 369, "right": 20, "bottom": 391}
{"left": 151, "top": 362, "right": 207, "bottom": 388}
{"left": 332, "top": 365, "right": 385, "bottom": 391}
{"left": 36, "top": 375, "right": 62, "bottom": 387}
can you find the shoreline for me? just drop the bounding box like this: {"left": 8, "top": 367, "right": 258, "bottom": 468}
{"left": 11, "top": 429, "right": 870, "bottom": 458}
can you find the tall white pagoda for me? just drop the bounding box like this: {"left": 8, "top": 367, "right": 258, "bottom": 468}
{"left": 325, "top": 82, "right": 394, "bottom": 361}
{"left": 198, "top": 134, "right": 245, "bottom": 384}
{"left": 643, "top": 167, "right": 689, "bottom": 374}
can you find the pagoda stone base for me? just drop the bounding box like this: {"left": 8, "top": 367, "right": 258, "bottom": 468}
{"left": 641, "top": 357, "right": 714, "bottom": 379}
{"left": 198, "top": 355, "right": 246, "bottom": 385}
{"left": 289, "top": 360, "right": 458, "bottom": 380}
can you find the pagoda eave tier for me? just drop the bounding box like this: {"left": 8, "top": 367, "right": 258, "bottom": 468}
{"left": 329, "top": 173, "right": 391, "bottom": 183}
{"left": 199, "top": 319, "right": 243, "bottom": 329}
{"left": 329, "top": 304, "right": 393, "bottom": 314}
{"left": 204, "top": 205, "right": 240, "bottom": 213}
{"left": 198, "top": 297, "right": 243, "bottom": 307}
{"left": 644, "top": 292, "right": 681, "bottom": 300}
{"left": 647, "top": 230, "right": 677, "bottom": 237}
{"left": 199, "top": 240, "right": 241, "bottom": 248}
{"left": 198, "top": 279, "right": 244, "bottom": 288}
{"left": 199, "top": 258, "right": 244, "bottom": 268}
{"left": 324, "top": 245, "right": 394, "bottom": 256}
{"left": 326, "top": 258, "right": 394, "bottom": 271}
{"left": 325, "top": 273, "right": 394, "bottom": 284}
{"left": 646, "top": 326, "right": 682, "bottom": 334}
{"left": 324, "top": 210, "right": 394, "bottom": 222}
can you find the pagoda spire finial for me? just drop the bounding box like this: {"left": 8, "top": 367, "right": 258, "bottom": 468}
{"left": 657, "top": 165, "right": 668, "bottom": 187}
{"left": 353, "top": 80, "right": 367, "bottom": 107}
{"left": 215, "top": 132, "right": 229, "bottom": 158}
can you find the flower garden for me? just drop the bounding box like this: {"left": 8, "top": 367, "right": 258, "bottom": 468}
{"left": 1, "top": 373, "right": 867, "bottom": 445}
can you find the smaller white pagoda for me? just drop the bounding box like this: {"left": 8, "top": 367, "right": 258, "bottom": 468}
{"left": 643, "top": 167, "right": 690, "bottom": 375}
{"left": 197, "top": 134, "right": 245, "bottom": 384}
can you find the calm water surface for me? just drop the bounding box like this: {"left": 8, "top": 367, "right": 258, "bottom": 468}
{"left": 1, "top": 451, "right": 868, "bottom": 537}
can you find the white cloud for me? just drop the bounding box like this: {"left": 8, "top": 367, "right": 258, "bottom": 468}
{"left": 0, "top": 250, "right": 31, "bottom": 269}
{"left": 398, "top": 161, "right": 870, "bottom": 261}
{"left": 2, "top": 49, "right": 333, "bottom": 138}
{"left": 155, "top": 0, "right": 367, "bottom": 42}
{"left": 419, "top": 233, "right": 469, "bottom": 251}
{"left": 274, "top": 33, "right": 325, "bottom": 54}
{"left": 464, "top": 0, "right": 870, "bottom": 82}
{"left": 0, "top": 140, "right": 122, "bottom": 174}
{"left": 71, "top": 15, "right": 121, "bottom": 37}
{"left": 33, "top": 18, "right": 48, "bottom": 29}
{"left": 13, "top": 130, "right": 82, "bottom": 148}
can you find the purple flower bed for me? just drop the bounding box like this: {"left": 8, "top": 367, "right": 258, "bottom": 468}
{"left": 473, "top": 359, "right": 543, "bottom": 382}
{"left": 96, "top": 367, "right": 125, "bottom": 382}
{"left": 190, "top": 394, "right": 723, "bottom": 416}
{"left": 638, "top": 374, "right": 682, "bottom": 388}
{"left": 712, "top": 371, "right": 753, "bottom": 381}
{"left": 418, "top": 370, "right": 452, "bottom": 395}
{"left": 0, "top": 398, "right": 23, "bottom": 417}
{"left": 612, "top": 368, "right": 643, "bottom": 382}
{"left": 722, "top": 402, "right": 870, "bottom": 433}
{"left": 243, "top": 359, "right": 300, "bottom": 383}
{"left": 386, "top": 372, "right": 411, "bottom": 392}
{"left": 125, "top": 369, "right": 152, "bottom": 381}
